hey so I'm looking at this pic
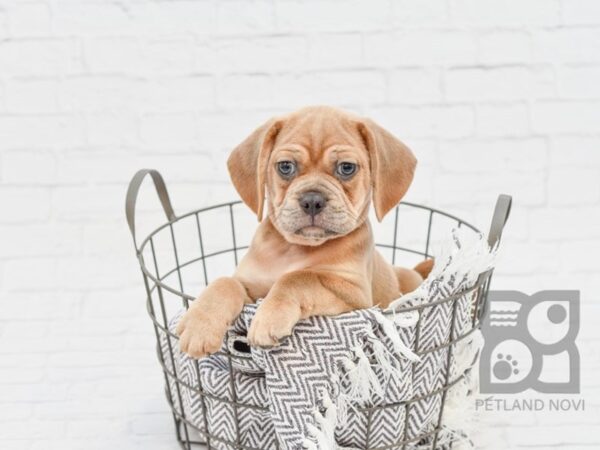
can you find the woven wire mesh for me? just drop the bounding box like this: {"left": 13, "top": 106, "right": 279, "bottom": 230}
{"left": 132, "top": 199, "right": 493, "bottom": 450}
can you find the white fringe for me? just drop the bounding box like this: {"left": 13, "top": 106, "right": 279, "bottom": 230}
{"left": 304, "top": 227, "right": 495, "bottom": 449}
{"left": 371, "top": 310, "right": 420, "bottom": 362}
{"left": 303, "top": 392, "right": 361, "bottom": 450}
{"left": 388, "top": 227, "right": 498, "bottom": 311}
{"left": 332, "top": 310, "right": 422, "bottom": 437}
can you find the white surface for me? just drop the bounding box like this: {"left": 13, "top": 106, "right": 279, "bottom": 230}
{"left": 0, "top": 0, "right": 599, "bottom": 449}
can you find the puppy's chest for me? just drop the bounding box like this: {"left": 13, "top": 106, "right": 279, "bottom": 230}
{"left": 235, "top": 248, "right": 315, "bottom": 299}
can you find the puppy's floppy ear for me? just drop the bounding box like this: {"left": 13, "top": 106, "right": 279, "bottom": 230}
{"left": 227, "top": 118, "right": 282, "bottom": 220}
{"left": 358, "top": 118, "right": 417, "bottom": 221}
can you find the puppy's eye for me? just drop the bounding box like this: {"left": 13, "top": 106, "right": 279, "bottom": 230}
{"left": 336, "top": 162, "right": 357, "bottom": 179}
{"left": 277, "top": 161, "right": 296, "bottom": 178}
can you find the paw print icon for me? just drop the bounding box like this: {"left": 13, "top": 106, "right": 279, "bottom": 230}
{"left": 480, "top": 290, "right": 580, "bottom": 394}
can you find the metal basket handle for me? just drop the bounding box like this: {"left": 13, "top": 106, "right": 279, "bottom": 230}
{"left": 488, "top": 194, "right": 512, "bottom": 248}
{"left": 126, "top": 169, "right": 176, "bottom": 250}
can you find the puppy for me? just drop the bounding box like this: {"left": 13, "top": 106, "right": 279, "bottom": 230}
{"left": 177, "top": 106, "right": 432, "bottom": 357}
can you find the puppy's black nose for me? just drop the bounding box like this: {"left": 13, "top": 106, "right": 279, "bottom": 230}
{"left": 299, "top": 191, "right": 326, "bottom": 217}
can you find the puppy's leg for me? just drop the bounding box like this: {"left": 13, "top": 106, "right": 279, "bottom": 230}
{"left": 394, "top": 267, "right": 423, "bottom": 295}
{"left": 248, "top": 270, "right": 369, "bottom": 347}
{"left": 413, "top": 258, "right": 434, "bottom": 280}
{"left": 177, "top": 277, "right": 249, "bottom": 358}
{"left": 395, "top": 259, "right": 434, "bottom": 295}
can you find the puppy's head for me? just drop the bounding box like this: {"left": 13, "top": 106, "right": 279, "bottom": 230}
{"left": 227, "top": 106, "right": 416, "bottom": 246}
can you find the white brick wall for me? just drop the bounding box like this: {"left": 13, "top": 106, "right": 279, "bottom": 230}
{"left": 0, "top": 1, "right": 599, "bottom": 449}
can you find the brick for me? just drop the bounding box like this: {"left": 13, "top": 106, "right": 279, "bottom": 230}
{"left": 391, "top": 0, "right": 448, "bottom": 27}
{"left": 492, "top": 241, "right": 560, "bottom": 274}
{"left": 288, "top": 71, "right": 387, "bottom": 107}
{"left": 445, "top": 67, "right": 555, "bottom": 102}
{"left": 561, "top": 0, "right": 600, "bottom": 25}
{"left": 0, "top": 187, "right": 50, "bottom": 223}
{"left": 67, "top": 418, "right": 127, "bottom": 438}
{"left": 52, "top": 2, "right": 133, "bottom": 36}
{"left": 216, "top": 74, "right": 279, "bottom": 109}
{"left": 87, "top": 36, "right": 201, "bottom": 76}
{"left": 148, "top": 76, "right": 216, "bottom": 112}
{"left": 216, "top": 0, "right": 275, "bottom": 35}
{"left": 476, "top": 103, "right": 530, "bottom": 137}
{"left": 0, "top": 224, "right": 82, "bottom": 259}
{"left": 365, "top": 31, "right": 477, "bottom": 66}
{"left": 216, "top": 36, "right": 308, "bottom": 73}
{"left": 195, "top": 110, "right": 275, "bottom": 151}
{"left": 6, "top": 2, "right": 52, "bottom": 37}
{"left": 449, "top": 0, "right": 561, "bottom": 27}
{"left": 49, "top": 318, "right": 137, "bottom": 339}
{"left": 276, "top": 0, "right": 392, "bottom": 33}
{"left": 84, "top": 37, "right": 144, "bottom": 74}
{"left": 58, "top": 76, "right": 149, "bottom": 113}
{"left": 219, "top": 71, "right": 387, "bottom": 109}
{"left": 532, "top": 28, "right": 600, "bottom": 64}
{"left": 57, "top": 152, "right": 137, "bottom": 185}
{"left": 0, "top": 420, "right": 65, "bottom": 440}
{"left": 84, "top": 111, "right": 139, "bottom": 147}
{"left": 4, "top": 79, "right": 59, "bottom": 114}
{"left": 439, "top": 138, "right": 547, "bottom": 172}
{"left": 548, "top": 168, "right": 600, "bottom": 205}
{"left": 52, "top": 185, "right": 130, "bottom": 221}
{"left": 130, "top": 1, "right": 217, "bottom": 35}
{"left": 368, "top": 105, "right": 475, "bottom": 138}
{"left": 1, "top": 320, "right": 49, "bottom": 340}
{"left": 389, "top": 68, "right": 442, "bottom": 104}
{"left": 139, "top": 112, "right": 198, "bottom": 145}
{"left": 136, "top": 154, "right": 216, "bottom": 183}
{"left": 47, "top": 348, "right": 150, "bottom": 368}
{"left": 3, "top": 257, "right": 59, "bottom": 291}
{"left": 82, "top": 221, "right": 136, "bottom": 257}
{"left": 131, "top": 413, "right": 174, "bottom": 435}
{"left": 0, "top": 367, "right": 45, "bottom": 383}
{"left": 478, "top": 31, "right": 531, "bottom": 65}
{"left": 307, "top": 34, "right": 362, "bottom": 70}
{"left": 142, "top": 37, "right": 198, "bottom": 74}
{"left": 57, "top": 256, "right": 138, "bottom": 290}
{"left": 532, "top": 101, "right": 600, "bottom": 133}
{"left": 550, "top": 136, "right": 600, "bottom": 166}
{"left": 0, "top": 80, "right": 5, "bottom": 111}
{"left": 558, "top": 66, "right": 600, "bottom": 99}
{"left": 0, "top": 10, "right": 7, "bottom": 38}
{"left": 0, "top": 39, "right": 82, "bottom": 76}
{"left": 0, "top": 292, "right": 81, "bottom": 320}
{"left": 0, "top": 115, "right": 85, "bottom": 149}
{"left": 530, "top": 207, "right": 600, "bottom": 240}
{"left": 194, "top": 40, "right": 217, "bottom": 73}
{"left": 2, "top": 151, "right": 57, "bottom": 184}
{"left": 81, "top": 288, "right": 143, "bottom": 318}
{"left": 434, "top": 171, "right": 545, "bottom": 206}
{"left": 0, "top": 402, "right": 32, "bottom": 421}
{"left": 508, "top": 424, "right": 600, "bottom": 446}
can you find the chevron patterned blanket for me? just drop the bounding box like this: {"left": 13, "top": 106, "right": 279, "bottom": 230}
{"left": 160, "top": 228, "right": 496, "bottom": 450}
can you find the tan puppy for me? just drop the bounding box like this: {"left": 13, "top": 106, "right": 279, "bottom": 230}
{"left": 177, "top": 106, "right": 432, "bottom": 357}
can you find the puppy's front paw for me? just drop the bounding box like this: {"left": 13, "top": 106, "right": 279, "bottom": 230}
{"left": 248, "top": 301, "right": 301, "bottom": 348}
{"left": 176, "top": 310, "right": 227, "bottom": 359}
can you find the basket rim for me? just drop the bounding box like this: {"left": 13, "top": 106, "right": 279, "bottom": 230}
{"left": 136, "top": 200, "right": 479, "bottom": 257}
{"left": 134, "top": 200, "right": 483, "bottom": 311}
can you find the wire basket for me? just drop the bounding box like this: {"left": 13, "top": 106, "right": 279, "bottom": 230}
{"left": 126, "top": 169, "right": 511, "bottom": 450}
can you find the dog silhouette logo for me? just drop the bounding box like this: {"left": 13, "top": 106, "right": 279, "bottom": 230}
{"left": 480, "top": 290, "right": 580, "bottom": 394}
